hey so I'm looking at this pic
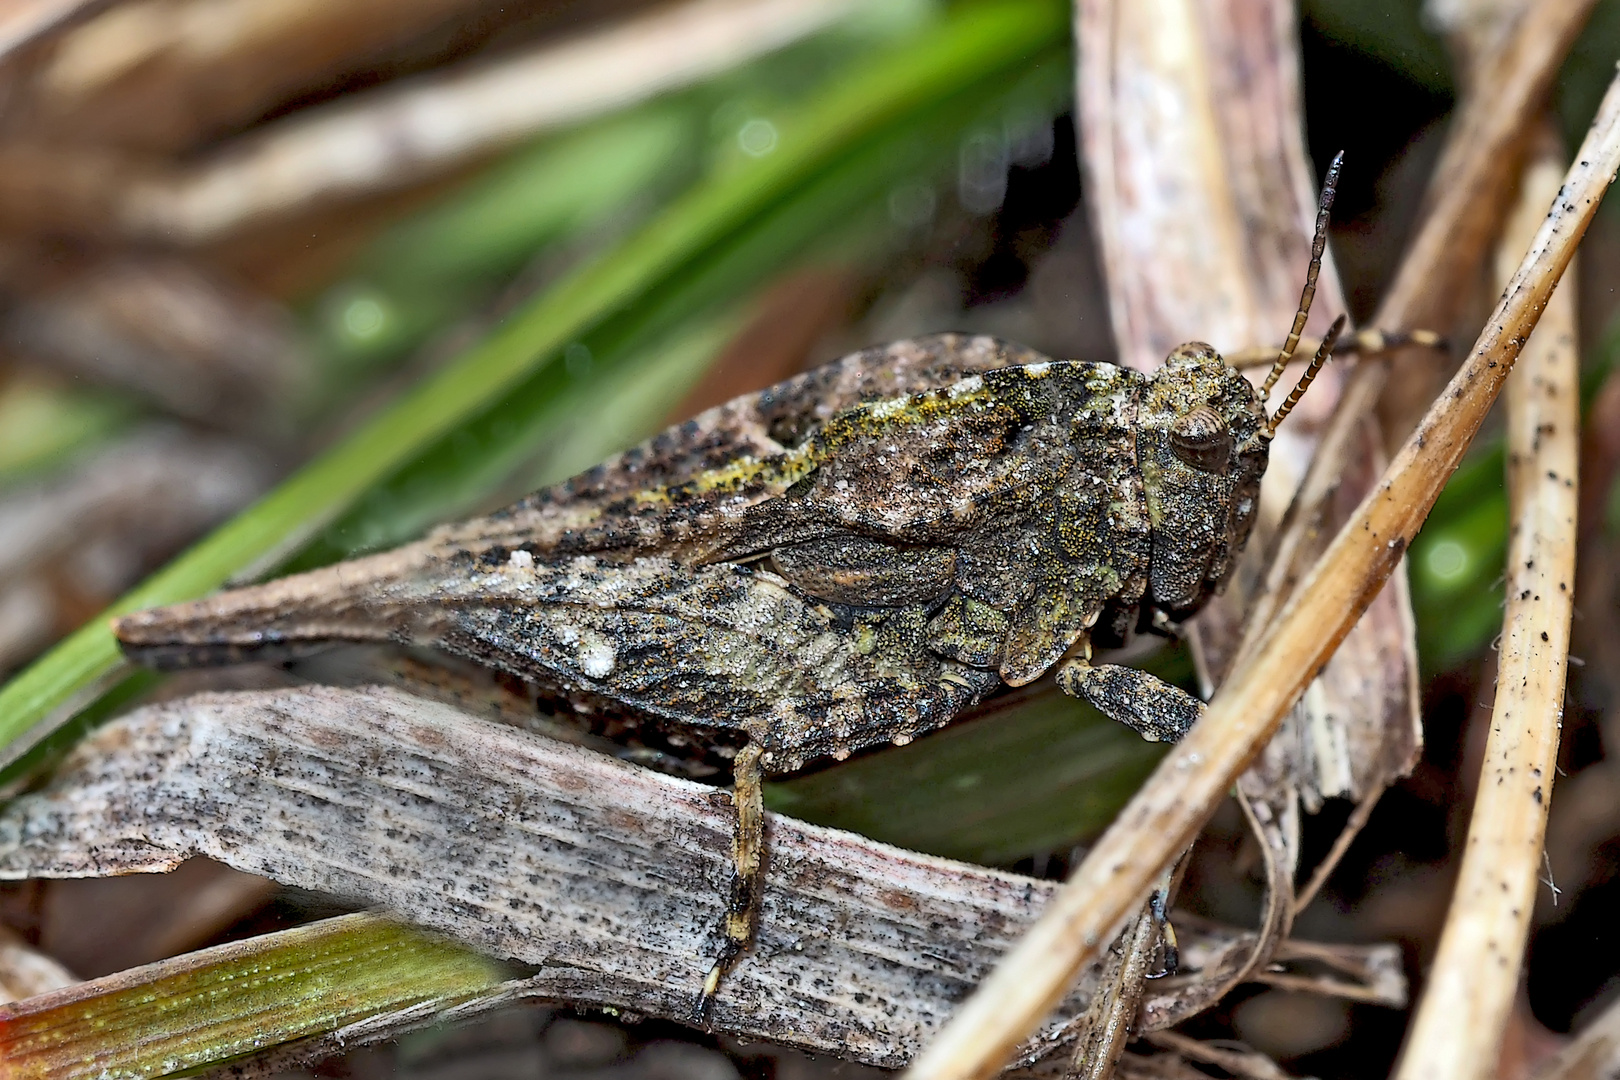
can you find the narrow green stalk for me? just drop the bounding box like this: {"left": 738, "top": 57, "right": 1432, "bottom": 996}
{"left": 0, "top": 914, "right": 506, "bottom": 1080}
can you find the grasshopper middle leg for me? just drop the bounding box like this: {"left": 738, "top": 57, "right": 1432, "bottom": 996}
{"left": 695, "top": 742, "right": 765, "bottom": 1022}
{"left": 1056, "top": 637, "right": 1204, "bottom": 743}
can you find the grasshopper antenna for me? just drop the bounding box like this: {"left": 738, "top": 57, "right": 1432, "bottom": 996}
{"left": 1267, "top": 313, "right": 1346, "bottom": 436}
{"left": 1257, "top": 150, "right": 1344, "bottom": 408}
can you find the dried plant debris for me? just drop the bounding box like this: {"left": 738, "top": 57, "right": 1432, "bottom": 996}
{"left": 0, "top": 683, "right": 1403, "bottom": 1070}
{"left": 3, "top": 0, "right": 530, "bottom": 151}
{"left": 0, "top": 0, "right": 866, "bottom": 240}
{"left": 3, "top": 257, "right": 312, "bottom": 428}
{"left": 0, "top": 426, "right": 271, "bottom": 672}
{"left": 0, "top": 682, "right": 1100, "bottom": 1066}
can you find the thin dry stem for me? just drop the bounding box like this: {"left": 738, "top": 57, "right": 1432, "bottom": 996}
{"left": 1374, "top": 0, "right": 1597, "bottom": 434}
{"left": 900, "top": 70, "right": 1620, "bottom": 1080}
{"left": 1391, "top": 135, "right": 1580, "bottom": 1080}
{"left": 18, "top": 0, "right": 495, "bottom": 152}
{"left": 116, "top": 0, "right": 858, "bottom": 240}
{"left": 1141, "top": 1031, "right": 1296, "bottom": 1080}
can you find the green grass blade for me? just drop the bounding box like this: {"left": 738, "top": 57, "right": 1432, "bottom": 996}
{"left": 0, "top": 0, "right": 1068, "bottom": 763}
{"left": 0, "top": 913, "right": 506, "bottom": 1080}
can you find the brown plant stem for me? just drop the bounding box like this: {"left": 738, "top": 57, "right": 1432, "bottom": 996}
{"left": 1391, "top": 131, "right": 1580, "bottom": 1080}
{"left": 900, "top": 68, "right": 1620, "bottom": 1080}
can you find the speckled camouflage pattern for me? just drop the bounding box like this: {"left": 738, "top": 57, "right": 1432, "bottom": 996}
{"left": 116, "top": 333, "right": 1267, "bottom": 762}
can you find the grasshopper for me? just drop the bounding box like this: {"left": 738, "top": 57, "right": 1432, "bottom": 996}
{"left": 115, "top": 155, "right": 1395, "bottom": 1018}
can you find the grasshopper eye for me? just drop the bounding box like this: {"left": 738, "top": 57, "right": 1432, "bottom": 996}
{"left": 1169, "top": 405, "right": 1232, "bottom": 473}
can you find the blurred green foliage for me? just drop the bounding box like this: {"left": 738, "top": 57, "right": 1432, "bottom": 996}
{"left": 1408, "top": 443, "right": 1509, "bottom": 670}
{"left": 0, "top": 377, "right": 134, "bottom": 491}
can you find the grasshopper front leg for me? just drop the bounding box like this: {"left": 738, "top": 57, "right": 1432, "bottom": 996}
{"left": 1055, "top": 636, "right": 1203, "bottom": 743}
{"left": 696, "top": 742, "right": 766, "bottom": 1023}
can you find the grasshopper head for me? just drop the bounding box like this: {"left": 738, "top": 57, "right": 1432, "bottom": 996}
{"left": 1135, "top": 152, "right": 1349, "bottom": 617}
{"left": 1138, "top": 342, "right": 1270, "bottom": 616}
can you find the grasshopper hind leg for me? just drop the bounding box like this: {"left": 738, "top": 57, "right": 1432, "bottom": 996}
{"left": 694, "top": 742, "right": 766, "bottom": 1024}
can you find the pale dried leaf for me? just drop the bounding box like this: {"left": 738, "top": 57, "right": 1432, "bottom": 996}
{"left": 0, "top": 683, "right": 1100, "bottom": 1068}
{"left": 11, "top": 0, "right": 508, "bottom": 150}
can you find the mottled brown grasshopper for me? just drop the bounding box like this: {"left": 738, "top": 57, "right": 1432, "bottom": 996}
{"left": 115, "top": 154, "right": 1405, "bottom": 1017}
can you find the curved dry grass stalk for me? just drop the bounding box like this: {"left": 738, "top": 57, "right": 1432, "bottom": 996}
{"left": 1391, "top": 133, "right": 1580, "bottom": 1080}
{"left": 900, "top": 69, "right": 1620, "bottom": 1080}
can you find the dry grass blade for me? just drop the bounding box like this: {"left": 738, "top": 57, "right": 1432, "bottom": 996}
{"left": 899, "top": 68, "right": 1620, "bottom": 1080}
{"left": 11, "top": 0, "right": 497, "bottom": 152}
{"left": 1078, "top": 0, "right": 1346, "bottom": 373}
{"left": 1372, "top": 0, "right": 1597, "bottom": 439}
{"left": 1391, "top": 132, "right": 1581, "bottom": 1080}
{"left": 112, "top": 0, "right": 858, "bottom": 240}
